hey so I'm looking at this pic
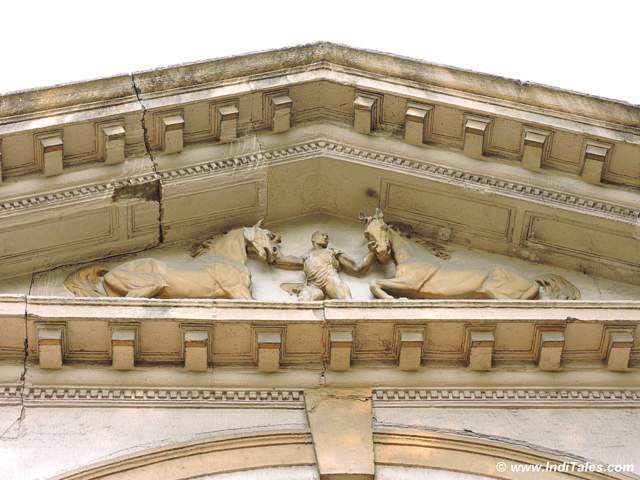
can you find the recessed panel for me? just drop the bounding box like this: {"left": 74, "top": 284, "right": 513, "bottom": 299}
{"left": 382, "top": 181, "right": 513, "bottom": 239}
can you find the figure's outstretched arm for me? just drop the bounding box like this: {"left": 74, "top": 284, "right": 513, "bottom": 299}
{"left": 272, "top": 252, "right": 305, "bottom": 270}
{"left": 337, "top": 245, "right": 376, "bottom": 276}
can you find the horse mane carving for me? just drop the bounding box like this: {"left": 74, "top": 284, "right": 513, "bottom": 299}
{"left": 190, "top": 233, "right": 226, "bottom": 258}
{"left": 387, "top": 222, "right": 451, "bottom": 260}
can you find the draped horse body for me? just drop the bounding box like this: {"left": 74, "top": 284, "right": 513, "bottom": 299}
{"left": 361, "top": 210, "right": 580, "bottom": 300}
{"left": 64, "top": 221, "right": 281, "bottom": 299}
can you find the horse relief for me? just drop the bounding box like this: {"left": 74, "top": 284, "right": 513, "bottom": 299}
{"left": 360, "top": 209, "right": 580, "bottom": 300}
{"left": 64, "top": 220, "right": 281, "bottom": 299}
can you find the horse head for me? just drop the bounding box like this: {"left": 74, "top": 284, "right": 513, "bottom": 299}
{"left": 359, "top": 208, "right": 392, "bottom": 264}
{"left": 243, "top": 219, "right": 282, "bottom": 264}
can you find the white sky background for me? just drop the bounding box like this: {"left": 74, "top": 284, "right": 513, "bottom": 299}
{"left": 1, "top": 0, "right": 639, "bottom": 104}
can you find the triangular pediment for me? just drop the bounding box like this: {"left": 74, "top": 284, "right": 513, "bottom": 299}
{"left": 0, "top": 43, "right": 637, "bottom": 292}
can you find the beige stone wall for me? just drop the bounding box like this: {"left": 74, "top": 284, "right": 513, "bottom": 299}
{"left": 1, "top": 402, "right": 638, "bottom": 479}
{"left": 0, "top": 407, "right": 308, "bottom": 480}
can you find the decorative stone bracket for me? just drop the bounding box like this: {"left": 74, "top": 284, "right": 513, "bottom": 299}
{"left": 271, "top": 94, "right": 293, "bottom": 133}
{"left": 581, "top": 140, "right": 612, "bottom": 185}
{"left": 111, "top": 329, "right": 135, "bottom": 370}
{"left": 521, "top": 127, "right": 552, "bottom": 171}
{"left": 397, "top": 328, "right": 425, "bottom": 371}
{"left": 36, "top": 133, "right": 64, "bottom": 177}
{"left": 161, "top": 115, "right": 185, "bottom": 154}
{"left": 466, "top": 329, "right": 495, "bottom": 371}
{"left": 463, "top": 114, "right": 492, "bottom": 159}
{"left": 329, "top": 329, "right": 353, "bottom": 372}
{"left": 404, "top": 102, "right": 433, "bottom": 146}
{"left": 257, "top": 331, "right": 282, "bottom": 373}
{"left": 101, "top": 123, "right": 126, "bottom": 165}
{"left": 37, "top": 326, "right": 64, "bottom": 369}
{"left": 354, "top": 94, "right": 378, "bottom": 135}
{"left": 218, "top": 105, "right": 239, "bottom": 143}
{"left": 536, "top": 330, "right": 565, "bottom": 371}
{"left": 606, "top": 330, "right": 634, "bottom": 371}
{"left": 184, "top": 330, "right": 210, "bottom": 372}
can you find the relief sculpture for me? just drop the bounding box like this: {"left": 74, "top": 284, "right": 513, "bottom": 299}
{"left": 359, "top": 209, "right": 581, "bottom": 300}
{"left": 274, "top": 230, "right": 375, "bottom": 300}
{"left": 64, "top": 220, "right": 281, "bottom": 299}
{"left": 64, "top": 213, "right": 580, "bottom": 301}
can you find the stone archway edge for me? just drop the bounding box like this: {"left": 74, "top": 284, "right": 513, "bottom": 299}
{"left": 49, "top": 391, "right": 633, "bottom": 480}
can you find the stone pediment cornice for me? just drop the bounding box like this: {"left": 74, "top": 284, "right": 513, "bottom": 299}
{"left": 3, "top": 43, "right": 639, "bottom": 129}
{"left": 0, "top": 43, "right": 638, "bottom": 284}
{"left": 0, "top": 138, "right": 637, "bottom": 222}
{"left": 0, "top": 295, "right": 639, "bottom": 395}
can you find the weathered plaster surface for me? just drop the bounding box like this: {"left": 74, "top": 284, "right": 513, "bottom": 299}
{"left": 0, "top": 407, "right": 308, "bottom": 480}
{"left": 374, "top": 407, "right": 640, "bottom": 471}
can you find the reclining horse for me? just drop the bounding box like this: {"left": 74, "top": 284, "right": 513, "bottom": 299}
{"left": 361, "top": 209, "right": 580, "bottom": 300}
{"left": 64, "top": 220, "right": 281, "bottom": 299}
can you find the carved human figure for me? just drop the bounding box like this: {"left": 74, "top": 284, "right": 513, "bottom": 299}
{"left": 64, "top": 220, "right": 281, "bottom": 299}
{"left": 360, "top": 209, "right": 580, "bottom": 300}
{"left": 274, "top": 230, "right": 375, "bottom": 300}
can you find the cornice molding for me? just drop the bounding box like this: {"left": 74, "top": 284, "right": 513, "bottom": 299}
{"left": 0, "top": 173, "right": 158, "bottom": 215}
{"left": 20, "top": 386, "right": 305, "bottom": 408}
{"left": 373, "top": 388, "right": 640, "bottom": 407}
{"left": 3, "top": 43, "right": 638, "bottom": 129}
{"left": 2, "top": 139, "right": 636, "bottom": 224}
{"left": 2, "top": 384, "right": 639, "bottom": 408}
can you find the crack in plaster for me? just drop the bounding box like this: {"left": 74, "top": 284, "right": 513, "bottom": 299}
{"left": 0, "top": 298, "right": 27, "bottom": 440}
{"left": 130, "top": 74, "right": 164, "bottom": 245}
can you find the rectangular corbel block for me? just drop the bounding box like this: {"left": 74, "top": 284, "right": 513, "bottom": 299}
{"left": 353, "top": 95, "right": 377, "bottom": 135}
{"left": 102, "top": 124, "right": 126, "bottom": 165}
{"left": 272, "top": 95, "right": 293, "bottom": 133}
{"left": 218, "top": 105, "right": 239, "bottom": 143}
{"left": 184, "top": 330, "right": 209, "bottom": 372}
{"left": 581, "top": 141, "right": 611, "bottom": 184}
{"left": 329, "top": 330, "right": 353, "bottom": 372}
{"left": 468, "top": 331, "right": 494, "bottom": 371}
{"left": 38, "top": 327, "right": 63, "bottom": 369}
{"left": 538, "top": 331, "right": 565, "bottom": 371}
{"left": 111, "top": 329, "right": 135, "bottom": 370}
{"left": 38, "top": 134, "right": 64, "bottom": 177}
{"left": 404, "top": 102, "right": 432, "bottom": 146}
{"left": 521, "top": 128, "right": 551, "bottom": 171}
{"left": 257, "top": 332, "right": 281, "bottom": 373}
{"left": 398, "top": 328, "right": 424, "bottom": 371}
{"left": 463, "top": 115, "right": 491, "bottom": 159}
{"left": 161, "top": 115, "right": 185, "bottom": 154}
{"left": 607, "top": 332, "right": 633, "bottom": 371}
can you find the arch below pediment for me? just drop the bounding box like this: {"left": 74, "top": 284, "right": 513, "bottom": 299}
{"left": 50, "top": 427, "right": 628, "bottom": 480}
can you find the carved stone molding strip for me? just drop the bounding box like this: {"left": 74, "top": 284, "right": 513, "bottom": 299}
{"left": 0, "top": 173, "right": 159, "bottom": 215}
{"left": 0, "top": 384, "right": 23, "bottom": 405}
{"left": 3, "top": 385, "right": 640, "bottom": 407}
{"left": 19, "top": 386, "right": 305, "bottom": 408}
{"left": 373, "top": 388, "right": 640, "bottom": 407}
{"left": 2, "top": 140, "right": 638, "bottom": 223}
{"left": 157, "top": 140, "right": 640, "bottom": 223}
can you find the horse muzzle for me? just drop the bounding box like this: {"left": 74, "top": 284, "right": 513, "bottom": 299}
{"left": 375, "top": 246, "right": 392, "bottom": 263}
{"left": 264, "top": 246, "right": 279, "bottom": 264}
